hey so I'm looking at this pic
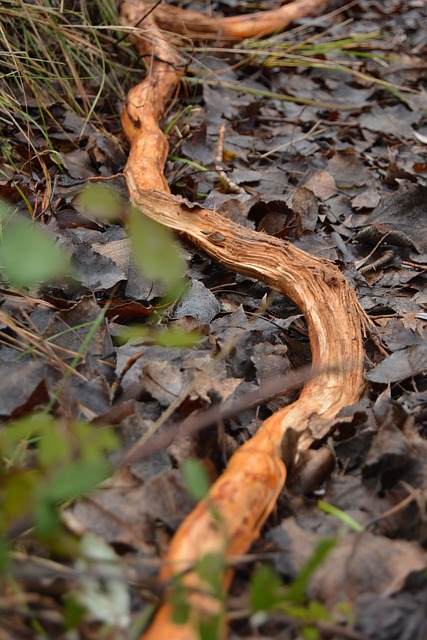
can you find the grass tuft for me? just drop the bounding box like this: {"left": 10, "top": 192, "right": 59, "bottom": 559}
{"left": 0, "top": 0, "right": 137, "bottom": 172}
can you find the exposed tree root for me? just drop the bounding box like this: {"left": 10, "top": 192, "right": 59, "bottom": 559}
{"left": 120, "top": 1, "right": 369, "bottom": 638}
{"left": 149, "top": 0, "right": 328, "bottom": 41}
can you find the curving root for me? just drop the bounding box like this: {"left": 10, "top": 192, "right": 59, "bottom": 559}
{"left": 120, "top": 2, "right": 368, "bottom": 638}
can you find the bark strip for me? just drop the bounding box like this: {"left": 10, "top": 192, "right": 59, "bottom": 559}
{"left": 120, "top": 2, "right": 368, "bottom": 638}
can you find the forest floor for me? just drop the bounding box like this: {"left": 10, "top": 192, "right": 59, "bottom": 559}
{"left": 0, "top": 1, "right": 426, "bottom": 639}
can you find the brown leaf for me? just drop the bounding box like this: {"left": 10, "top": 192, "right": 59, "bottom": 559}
{"left": 303, "top": 170, "right": 337, "bottom": 201}
{"left": 310, "top": 532, "right": 427, "bottom": 604}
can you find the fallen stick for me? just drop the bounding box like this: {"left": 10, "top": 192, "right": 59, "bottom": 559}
{"left": 120, "top": 1, "right": 368, "bottom": 638}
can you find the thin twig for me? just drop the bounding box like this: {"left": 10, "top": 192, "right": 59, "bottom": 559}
{"left": 214, "top": 120, "right": 245, "bottom": 194}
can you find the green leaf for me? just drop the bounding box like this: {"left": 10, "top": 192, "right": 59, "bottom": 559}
{"left": 182, "top": 459, "right": 211, "bottom": 501}
{"left": 63, "top": 596, "right": 86, "bottom": 631}
{"left": 0, "top": 216, "right": 68, "bottom": 287}
{"left": 4, "top": 415, "right": 118, "bottom": 467}
{"left": 73, "top": 422, "right": 119, "bottom": 461}
{"left": 34, "top": 459, "right": 112, "bottom": 535}
{"left": 306, "top": 599, "right": 331, "bottom": 620}
{"left": 318, "top": 500, "right": 364, "bottom": 532}
{"left": 117, "top": 325, "right": 202, "bottom": 348}
{"left": 249, "top": 564, "right": 285, "bottom": 612}
{"left": 301, "top": 625, "right": 319, "bottom": 640}
{"left": 4, "top": 413, "right": 52, "bottom": 444}
{"left": 2, "top": 415, "right": 119, "bottom": 539}
{"left": 77, "top": 184, "right": 123, "bottom": 221}
{"left": 38, "top": 425, "right": 70, "bottom": 469}
{"left": 128, "top": 206, "right": 185, "bottom": 293}
{"left": 1, "top": 469, "right": 39, "bottom": 521}
{"left": 170, "top": 577, "right": 191, "bottom": 626}
{"left": 41, "top": 458, "right": 112, "bottom": 504}
{"left": 334, "top": 600, "right": 355, "bottom": 625}
{"left": 0, "top": 539, "right": 11, "bottom": 573}
{"left": 195, "top": 553, "right": 225, "bottom": 597}
{"left": 284, "top": 600, "right": 330, "bottom": 623}
{"left": 198, "top": 614, "right": 223, "bottom": 640}
{"left": 34, "top": 498, "right": 61, "bottom": 536}
{"left": 150, "top": 327, "right": 203, "bottom": 348}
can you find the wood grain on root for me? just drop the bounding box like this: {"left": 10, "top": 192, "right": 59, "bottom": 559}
{"left": 149, "top": 0, "right": 328, "bottom": 41}
{"left": 120, "top": 2, "right": 368, "bottom": 638}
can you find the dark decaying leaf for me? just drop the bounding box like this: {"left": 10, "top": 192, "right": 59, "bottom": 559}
{"left": 328, "top": 150, "right": 373, "bottom": 192}
{"left": 173, "top": 279, "right": 221, "bottom": 323}
{"left": 381, "top": 317, "right": 424, "bottom": 352}
{"left": 65, "top": 466, "right": 195, "bottom": 554}
{"left": 71, "top": 237, "right": 128, "bottom": 291}
{"left": 355, "top": 581, "right": 427, "bottom": 640}
{"left": 0, "top": 361, "right": 47, "bottom": 417}
{"left": 367, "top": 344, "right": 427, "bottom": 383}
{"left": 57, "top": 376, "right": 112, "bottom": 420}
{"left": 37, "top": 297, "right": 113, "bottom": 378}
{"left": 64, "top": 226, "right": 131, "bottom": 291}
{"left": 115, "top": 343, "right": 243, "bottom": 407}
{"left": 291, "top": 187, "right": 318, "bottom": 232}
{"left": 287, "top": 447, "right": 336, "bottom": 495}
{"left": 356, "top": 184, "right": 427, "bottom": 253}
{"left": 351, "top": 188, "right": 381, "bottom": 210}
{"left": 362, "top": 423, "right": 417, "bottom": 491}
{"left": 359, "top": 104, "right": 420, "bottom": 140}
{"left": 293, "top": 231, "right": 338, "bottom": 260}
